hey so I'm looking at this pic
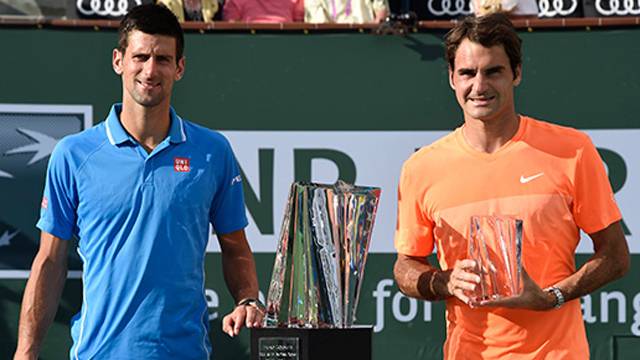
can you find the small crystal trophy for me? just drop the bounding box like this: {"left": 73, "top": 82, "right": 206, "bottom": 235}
{"left": 468, "top": 215, "right": 523, "bottom": 303}
{"left": 264, "top": 181, "right": 381, "bottom": 328}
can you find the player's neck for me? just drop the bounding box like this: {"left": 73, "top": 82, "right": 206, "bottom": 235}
{"left": 462, "top": 112, "right": 521, "bottom": 154}
{"left": 119, "top": 99, "right": 171, "bottom": 154}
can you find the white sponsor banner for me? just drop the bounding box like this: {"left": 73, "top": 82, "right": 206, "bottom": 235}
{"left": 206, "top": 130, "right": 639, "bottom": 254}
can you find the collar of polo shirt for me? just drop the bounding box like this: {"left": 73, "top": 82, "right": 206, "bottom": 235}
{"left": 105, "top": 103, "right": 187, "bottom": 146}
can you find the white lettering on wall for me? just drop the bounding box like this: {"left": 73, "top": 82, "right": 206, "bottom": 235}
{"left": 392, "top": 292, "right": 418, "bottom": 322}
{"left": 601, "top": 291, "right": 626, "bottom": 323}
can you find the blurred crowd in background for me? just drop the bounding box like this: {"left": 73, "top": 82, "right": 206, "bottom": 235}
{"left": 159, "top": 0, "right": 391, "bottom": 23}
{"left": 0, "top": 0, "right": 636, "bottom": 25}
{"left": 157, "top": 0, "right": 537, "bottom": 23}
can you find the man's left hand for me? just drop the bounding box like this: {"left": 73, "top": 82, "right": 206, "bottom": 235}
{"left": 472, "top": 267, "right": 556, "bottom": 311}
{"left": 222, "top": 303, "right": 264, "bottom": 337}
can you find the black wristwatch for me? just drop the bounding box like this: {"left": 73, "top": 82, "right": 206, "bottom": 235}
{"left": 237, "top": 297, "right": 266, "bottom": 312}
{"left": 545, "top": 286, "right": 565, "bottom": 309}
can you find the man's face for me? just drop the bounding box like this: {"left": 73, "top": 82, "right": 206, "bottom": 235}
{"left": 112, "top": 30, "right": 185, "bottom": 108}
{"left": 449, "top": 38, "right": 521, "bottom": 122}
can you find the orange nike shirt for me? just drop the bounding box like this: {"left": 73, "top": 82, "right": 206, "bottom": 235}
{"left": 395, "top": 116, "right": 622, "bottom": 359}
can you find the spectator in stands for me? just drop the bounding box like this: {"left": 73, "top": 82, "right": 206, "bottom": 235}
{"left": 157, "top": 0, "right": 219, "bottom": 22}
{"left": 472, "top": 0, "right": 538, "bottom": 17}
{"left": 223, "top": 0, "right": 304, "bottom": 22}
{"left": 305, "top": 0, "right": 389, "bottom": 23}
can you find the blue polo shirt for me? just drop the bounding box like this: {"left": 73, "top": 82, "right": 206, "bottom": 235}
{"left": 37, "top": 104, "right": 248, "bottom": 359}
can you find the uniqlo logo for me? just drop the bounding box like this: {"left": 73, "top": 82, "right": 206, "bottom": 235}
{"left": 174, "top": 157, "right": 190, "bottom": 172}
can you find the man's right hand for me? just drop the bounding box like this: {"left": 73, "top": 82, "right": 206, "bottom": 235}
{"left": 222, "top": 302, "right": 264, "bottom": 337}
{"left": 446, "top": 259, "right": 481, "bottom": 305}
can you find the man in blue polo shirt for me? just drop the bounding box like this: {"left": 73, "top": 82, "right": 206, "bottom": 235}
{"left": 14, "top": 4, "right": 262, "bottom": 359}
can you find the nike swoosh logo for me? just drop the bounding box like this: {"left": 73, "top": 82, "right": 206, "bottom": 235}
{"left": 520, "top": 172, "right": 544, "bottom": 184}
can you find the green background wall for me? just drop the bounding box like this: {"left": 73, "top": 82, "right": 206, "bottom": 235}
{"left": 0, "top": 27, "right": 638, "bottom": 359}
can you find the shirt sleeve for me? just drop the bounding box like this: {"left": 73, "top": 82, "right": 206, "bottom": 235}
{"left": 36, "top": 138, "right": 78, "bottom": 240}
{"left": 394, "top": 161, "right": 434, "bottom": 256}
{"left": 372, "top": 0, "right": 389, "bottom": 14}
{"left": 292, "top": 0, "right": 305, "bottom": 21}
{"left": 202, "top": 0, "right": 219, "bottom": 22}
{"left": 222, "top": 0, "right": 242, "bottom": 21}
{"left": 304, "top": 0, "right": 330, "bottom": 23}
{"left": 209, "top": 138, "right": 249, "bottom": 235}
{"left": 572, "top": 134, "right": 622, "bottom": 234}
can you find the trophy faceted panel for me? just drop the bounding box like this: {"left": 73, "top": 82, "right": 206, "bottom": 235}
{"left": 468, "top": 215, "right": 524, "bottom": 303}
{"left": 264, "top": 181, "right": 381, "bottom": 329}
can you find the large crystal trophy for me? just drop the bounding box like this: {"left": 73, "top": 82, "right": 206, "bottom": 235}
{"left": 467, "top": 215, "right": 523, "bottom": 303}
{"left": 264, "top": 181, "right": 381, "bottom": 328}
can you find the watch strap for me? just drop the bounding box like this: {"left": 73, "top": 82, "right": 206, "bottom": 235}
{"left": 236, "top": 297, "right": 266, "bottom": 312}
{"left": 545, "top": 286, "right": 565, "bottom": 309}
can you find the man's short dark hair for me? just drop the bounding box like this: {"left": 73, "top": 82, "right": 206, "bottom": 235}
{"left": 118, "top": 4, "right": 184, "bottom": 63}
{"left": 444, "top": 13, "right": 522, "bottom": 79}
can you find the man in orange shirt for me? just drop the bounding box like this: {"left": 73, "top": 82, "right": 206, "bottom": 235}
{"left": 393, "top": 13, "right": 630, "bottom": 359}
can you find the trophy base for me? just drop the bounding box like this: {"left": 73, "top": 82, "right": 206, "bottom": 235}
{"left": 251, "top": 326, "right": 372, "bottom": 360}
